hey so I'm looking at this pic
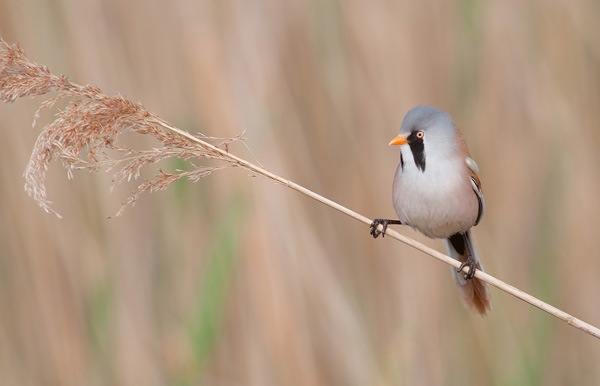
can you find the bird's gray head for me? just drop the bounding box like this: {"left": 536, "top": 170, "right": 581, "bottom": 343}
{"left": 389, "top": 105, "right": 458, "bottom": 172}
{"left": 400, "top": 105, "right": 453, "bottom": 134}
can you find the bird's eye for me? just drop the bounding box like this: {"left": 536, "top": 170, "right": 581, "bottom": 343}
{"left": 416, "top": 131, "right": 424, "bottom": 139}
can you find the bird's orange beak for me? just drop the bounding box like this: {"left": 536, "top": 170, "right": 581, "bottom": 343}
{"left": 388, "top": 135, "right": 408, "bottom": 146}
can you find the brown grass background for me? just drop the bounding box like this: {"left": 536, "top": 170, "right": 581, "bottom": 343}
{"left": 1, "top": 0, "right": 600, "bottom": 385}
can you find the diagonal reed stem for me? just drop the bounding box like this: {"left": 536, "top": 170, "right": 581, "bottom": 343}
{"left": 153, "top": 119, "right": 600, "bottom": 340}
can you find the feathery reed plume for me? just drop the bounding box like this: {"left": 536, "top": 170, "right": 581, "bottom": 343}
{"left": 2, "top": 40, "right": 600, "bottom": 340}
{"left": 0, "top": 40, "right": 246, "bottom": 217}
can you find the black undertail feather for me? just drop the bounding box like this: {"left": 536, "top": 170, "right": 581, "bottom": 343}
{"left": 448, "top": 233, "right": 465, "bottom": 256}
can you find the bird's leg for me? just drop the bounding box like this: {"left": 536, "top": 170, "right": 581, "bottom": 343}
{"left": 457, "top": 232, "right": 477, "bottom": 280}
{"left": 370, "top": 219, "right": 402, "bottom": 238}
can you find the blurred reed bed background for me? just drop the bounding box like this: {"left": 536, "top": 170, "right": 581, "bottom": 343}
{"left": 1, "top": 0, "right": 600, "bottom": 385}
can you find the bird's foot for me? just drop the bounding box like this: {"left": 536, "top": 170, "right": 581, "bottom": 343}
{"left": 457, "top": 257, "right": 477, "bottom": 280}
{"left": 370, "top": 219, "right": 401, "bottom": 238}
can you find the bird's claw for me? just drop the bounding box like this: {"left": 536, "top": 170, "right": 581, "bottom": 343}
{"left": 370, "top": 219, "right": 389, "bottom": 238}
{"left": 457, "top": 257, "right": 477, "bottom": 280}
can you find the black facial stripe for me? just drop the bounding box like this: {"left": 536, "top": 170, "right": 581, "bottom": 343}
{"left": 407, "top": 131, "right": 426, "bottom": 172}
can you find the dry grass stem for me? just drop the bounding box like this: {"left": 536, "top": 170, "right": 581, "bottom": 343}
{"left": 2, "top": 40, "right": 599, "bottom": 340}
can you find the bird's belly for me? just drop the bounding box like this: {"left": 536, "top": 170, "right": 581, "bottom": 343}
{"left": 392, "top": 167, "right": 478, "bottom": 239}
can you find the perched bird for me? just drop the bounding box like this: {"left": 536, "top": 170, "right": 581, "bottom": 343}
{"left": 370, "top": 105, "right": 491, "bottom": 315}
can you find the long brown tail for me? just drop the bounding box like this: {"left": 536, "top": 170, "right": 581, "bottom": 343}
{"left": 445, "top": 231, "right": 491, "bottom": 315}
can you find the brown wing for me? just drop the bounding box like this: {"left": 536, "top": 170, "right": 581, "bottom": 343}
{"left": 455, "top": 127, "right": 485, "bottom": 226}
{"left": 468, "top": 166, "right": 485, "bottom": 226}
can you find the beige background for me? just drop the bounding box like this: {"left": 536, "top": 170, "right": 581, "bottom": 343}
{"left": 1, "top": 0, "right": 600, "bottom": 385}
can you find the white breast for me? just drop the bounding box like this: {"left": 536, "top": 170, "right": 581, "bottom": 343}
{"left": 392, "top": 153, "right": 478, "bottom": 239}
